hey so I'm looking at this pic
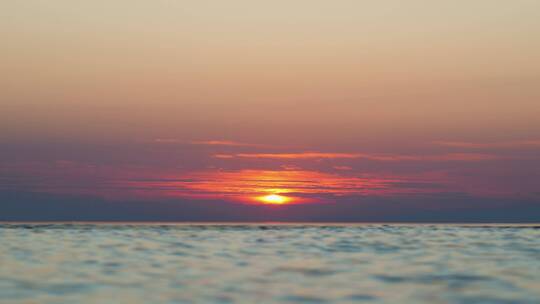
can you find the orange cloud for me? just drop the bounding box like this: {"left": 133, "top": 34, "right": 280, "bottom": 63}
{"left": 124, "top": 169, "right": 441, "bottom": 204}
{"left": 214, "top": 154, "right": 236, "bottom": 159}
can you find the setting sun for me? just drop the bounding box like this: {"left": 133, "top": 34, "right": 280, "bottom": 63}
{"left": 257, "top": 194, "right": 290, "bottom": 205}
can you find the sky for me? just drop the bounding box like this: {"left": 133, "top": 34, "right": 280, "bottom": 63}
{"left": 1, "top": 1, "right": 540, "bottom": 221}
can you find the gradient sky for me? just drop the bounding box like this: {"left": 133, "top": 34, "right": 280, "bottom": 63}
{"left": 1, "top": 1, "right": 540, "bottom": 221}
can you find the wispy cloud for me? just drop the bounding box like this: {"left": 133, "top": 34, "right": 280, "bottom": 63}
{"left": 151, "top": 139, "right": 266, "bottom": 147}
{"left": 213, "top": 152, "right": 501, "bottom": 162}
{"left": 125, "top": 170, "right": 441, "bottom": 203}
{"left": 214, "top": 154, "right": 237, "bottom": 159}
{"left": 333, "top": 166, "right": 352, "bottom": 170}
{"left": 190, "top": 140, "right": 265, "bottom": 147}
{"left": 217, "top": 152, "right": 364, "bottom": 159}
{"left": 434, "top": 140, "right": 540, "bottom": 149}
{"left": 420, "top": 153, "right": 502, "bottom": 161}
{"left": 153, "top": 138, "right": 183, "bottom": 144}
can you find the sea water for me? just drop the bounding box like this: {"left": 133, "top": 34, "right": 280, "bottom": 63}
{"left": 0, "top": 224, "right": 539, "bottom": 303}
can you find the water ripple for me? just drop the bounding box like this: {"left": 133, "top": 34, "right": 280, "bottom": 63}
{"left": 0, "top": 224, "right": 539, "bottom": 303}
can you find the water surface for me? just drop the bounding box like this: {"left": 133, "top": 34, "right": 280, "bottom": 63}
{"left": 1, "top": 223, "right": 539, "bottom": 303}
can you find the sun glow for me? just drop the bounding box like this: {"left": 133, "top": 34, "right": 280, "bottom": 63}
{"left": 125, "top": 169, "right": 404, "bottom": 203}
{"left": 257, "top": 194, "right": 290, "bottom": 205}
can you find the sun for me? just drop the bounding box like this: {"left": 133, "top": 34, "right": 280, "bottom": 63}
{"left": 257, "top": 194, "right": 290, "bottom": 205}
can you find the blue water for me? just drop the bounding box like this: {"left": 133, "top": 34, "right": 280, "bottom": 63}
{"left": 0, "top": 224, "right": 539, "bottom": 304}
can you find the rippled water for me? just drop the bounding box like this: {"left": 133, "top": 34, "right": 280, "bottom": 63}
{"left": 0, "top": 224, "right": 539, "bottom": 304}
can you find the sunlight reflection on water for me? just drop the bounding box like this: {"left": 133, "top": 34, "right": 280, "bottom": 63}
{"left": 0, "top": 224, "right": 539, "bottom": 303}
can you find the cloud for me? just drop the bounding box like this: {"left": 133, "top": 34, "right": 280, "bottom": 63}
{"left": 153, "top": 138, "right": 183, "bottom": 143}
{"left": 150, "top": 139, "right": 267, "bottom": 148}
{"left": 213, "top": 152, "right": 501, "bottom": 162}
{"left": 216, "top": 152, "right": 364, "bottom": 159}
{"left": 333, "top": 166, "right": 352, "bottom": 170}
{"left": 190, "top": 140, "right": 265, "bottom": 147}
{"left": 423, "top": 153, "right": 502, "bottom": 161}
{"left": 124, "top": 169, "right": 443, "bottom": 203}
{"left": 2, "top": 160, "right": 448, "bottom": 205}
{"left": 281, "top": 165, "right": 303, "bottom": 170}
{"left": 214, "top": 154, "right": 236, "bottom": 159}
{"left": 434, "top": 140, "right": 540, "bottom": 149}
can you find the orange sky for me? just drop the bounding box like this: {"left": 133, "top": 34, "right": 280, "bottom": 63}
{"left": 2, "top": 0, "right": 540, "bottom": 144}
{"left": 1, "top": 1, "right": 539, "bottom": 218}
